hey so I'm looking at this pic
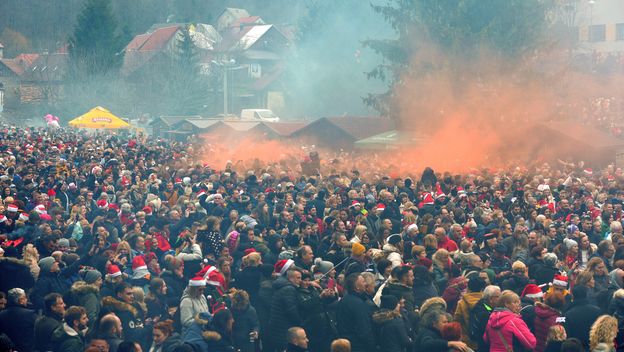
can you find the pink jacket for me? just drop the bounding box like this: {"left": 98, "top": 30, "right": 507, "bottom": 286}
{"left": 484, "top": 309, "right": 537, "bottom": 352}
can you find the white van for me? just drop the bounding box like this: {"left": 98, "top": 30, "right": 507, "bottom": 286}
{"left": 240, "top": 109, "right": 280, "bottom": 122}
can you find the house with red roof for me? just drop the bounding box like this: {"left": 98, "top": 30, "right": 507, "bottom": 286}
{"left": 217, "top": 23, "right": 291, "bottom": 115}
{"left": 0, "top": 52, "right": 43, "bottom": 110}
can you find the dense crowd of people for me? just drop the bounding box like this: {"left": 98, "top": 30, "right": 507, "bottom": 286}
{"left": 1, "top": 126, "right": 624, "bottom": 352}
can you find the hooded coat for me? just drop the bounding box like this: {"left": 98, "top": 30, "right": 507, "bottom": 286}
{"left": 454, "top": 291, "right": 483, "bottom": 349}
{"left": 101, "top": 296, "right": 147, "bottom": 345}
{"left": 382, "top": 281, "right": 415, "bottom": 312}
{"left": 533, "top": 302, "right": 562, "bottom": 352}
{"left": 202, "top": 328, "right": 236, "bottom": 352}
{"left": 68, "top": 281, "right": 100, "bottom": 330}
{"left": 179, "top": 287, "right": 209, "bottom": 330}
{"left": 51, "top": 323, "right": 85, "bottom": 352}
{"left": 484, "top": 309, "right": 536, "bottom": 352}
{"left": 372, "top": 309, "right": 411, "bottom": 352}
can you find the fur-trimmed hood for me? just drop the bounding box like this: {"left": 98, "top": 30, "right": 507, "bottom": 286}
{"left": 71, "top": 281, "right": 100, "bottom": 295}
{"left": 202, "top": 330, "right": 222, "bottom": 341}
{"left": 419, "top": 296, "right": 447, "bottom": 316}
{"left": 372, "top": 308, "right": 401, "bottom": 323}
{"left": 102, "top": 296, "right": 137, "bottom": 317}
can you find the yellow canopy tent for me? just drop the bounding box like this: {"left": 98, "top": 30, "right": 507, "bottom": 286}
{"left": 68, "top": 106, "right": 130, "bottom": 129}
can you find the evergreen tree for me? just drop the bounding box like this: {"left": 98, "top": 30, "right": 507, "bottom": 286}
{"left": 166, "top": 26, "right": 210, "bottom": 115}
{"left": 68, "top": 0, "right": 125, "bottom": 79}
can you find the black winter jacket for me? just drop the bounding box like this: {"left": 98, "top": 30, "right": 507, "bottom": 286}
{"left": 336, "top": 292, "right": 375, "bottom": 352}
{"left": 415, "top": 327, "right": 448, "bottom": 352}
{"left": 34, "top": 312, "right": 63, "bottom": 351}
{"left": 0, "top": 303, "right": 37, "bottom": 352}
{"left": 564, "top": 298, "right": 602, "bottom": 348}
{"left": 268, "top": 277, "right": 301, "bottom": 347}
{"left": 469, "top": 298, "right": 494, "bottom": 352}
{"left": 232, "top": 303, "right": 260, "bottom": 352}
{"left": 372, "top": 309, "right": 411, "bottom": 352}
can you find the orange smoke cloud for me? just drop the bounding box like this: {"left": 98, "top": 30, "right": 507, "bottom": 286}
{"left": 196, "top": 49, "right": 624, "bottom": 177}
{"left": 382, "top": 46, "right": 624, "bottom": 173}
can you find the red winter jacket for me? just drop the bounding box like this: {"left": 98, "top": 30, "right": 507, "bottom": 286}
{"left": 484, "top": 309, "right": 536, "bottom": 352}
{"left": 533, "top": 302, "right": 562, "bottom": 352}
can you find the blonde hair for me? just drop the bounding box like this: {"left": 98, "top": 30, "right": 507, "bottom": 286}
{"left": 115, "top": 241, "right": 131, "bottom": 255}
{"left": 353, "top": 225, "right": 368, "bottom": 240}
{"left": 512, "top": 260, "right": 527, "bottom": 274}
{"left": 432, "top": 249, "right": 450, "bottom": 269}
{"left": 589, "top": 315, "right": 618, "bottom": 351}
{"left": 242, "top": 252, "right": 261, "bottom": 267}
{"left": 423, "top": 234, "right": 438, "bottom": 249}
{"left": 411, "top": 245, "right": 425, "bottom": 257}
{"left": 331, "top": 339, "right": 351, "bottom": 352}
{"left": 547, "top": 324, "right": 567, "bottom": 342}
{"left": 403, "top": 213, "right": 416, "bottom": 226}
{"left": 499, "top": 290, "right": 520, "bottom": 309}
{"left": 132, "top": 286, "right": 147, "bottom": 314}
{"left": 575, "top": 270, "right": 594, "bottom": 287}
{"left": 22, "top": 244, "right": 41, "bottom": 280}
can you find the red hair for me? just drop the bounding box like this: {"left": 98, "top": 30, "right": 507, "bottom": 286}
{"left": 440, "top": 322, "right": 462, "bottom": 341}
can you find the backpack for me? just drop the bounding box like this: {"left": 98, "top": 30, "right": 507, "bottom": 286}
{"left": 468, "top": 302, "right": 489, "bottom": 342}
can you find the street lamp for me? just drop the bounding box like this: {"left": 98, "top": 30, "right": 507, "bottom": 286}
{"left": 212, "top": 58, "right": 237, "bottom": 117}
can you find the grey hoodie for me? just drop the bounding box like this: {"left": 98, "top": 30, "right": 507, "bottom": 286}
{"left": 179, "top": 287, "right": 209, "bottom": 331}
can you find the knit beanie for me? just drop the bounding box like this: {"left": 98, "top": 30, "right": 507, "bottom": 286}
{"left": 380, "top": 295, "right": 399, "bottom": 310}
{"left": 38, "top": 256, "right": 55, "bottom": 273}
{"left": 83, "top": 269, "right": 102, "bottom": 284}
{"left": 58, "top": 238, "right": 70, "bottom": 248}
{"left": 563, "top": 238, "right": 577, "bottom": 250}
{"left": 312, "top": 258, "right": 334, "bottom": 275}
{"left": 352, "top": 242, "right": 366, "bottom": 256}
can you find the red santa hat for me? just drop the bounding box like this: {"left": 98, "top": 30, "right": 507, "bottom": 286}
{"left": 196, "top": 265, "right": 226, "bottom": 288}
{"left": 521, "top": 284, "right": 544, "bottom": 299}
{"left": 188, "top": 276, "right": 206, "bottom": 287}
{"left": 274, "top": 259, "right": 295, "bottom": 275}
{"left": 142, "top": 206, "right": 153, "bottom": 215}
{"left": 175, "top": 178, "right": 182, "bottom": 184}
{"left": 34, "top": 204, "right": 47, "bottom": 214}
{"left": 19, "top": 213, "right": 29, "bottom": 221}
{"left": 435, "top": 183, "right": 446, "bottom": 199}
{"left": 96, "top": 199, "right": 109, "bottom": 209}
{"left": 420, "top": 193, "right": 434, "bottom": 207}
{"left": 244, "top": 248, "right": 258, "bottom": 256}
{"left": 583, "top": 168, "right": 593, "bottom": 176}
{"left": 106, "top": 264, "right": 122, "bottom": 278}
{"left": 132, "top": 255, "right": 148, "bottom": 271}
{"left": 7, "top": 204, "right": 18, "bottom": 212}
{"left": 0, "top": 215, "right": 7, "bottom": 223}
{"left": 457, "top": 186, "right": 467, "bottom": 198}
{"left": 350, "top": 200, "right": 361, "bottom": 208}
{"left": 376, "top": 203, "right": 386, "bottom": 211}
{"left": 552, "top": 274, "right": 568, "bottom": 287}
{"left": 47, "top": 189, "right": 56, "bottom": 197}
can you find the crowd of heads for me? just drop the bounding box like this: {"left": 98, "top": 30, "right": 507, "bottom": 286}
{"left": 0, "top": 125, "right": 624, "bottom": 352}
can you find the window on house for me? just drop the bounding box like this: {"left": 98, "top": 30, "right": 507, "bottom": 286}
{"left": 617, "top": 23, "right": 624, "bottom": 41}
{"left": 589, "top": 24, "right": 606, "bottom": 42}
